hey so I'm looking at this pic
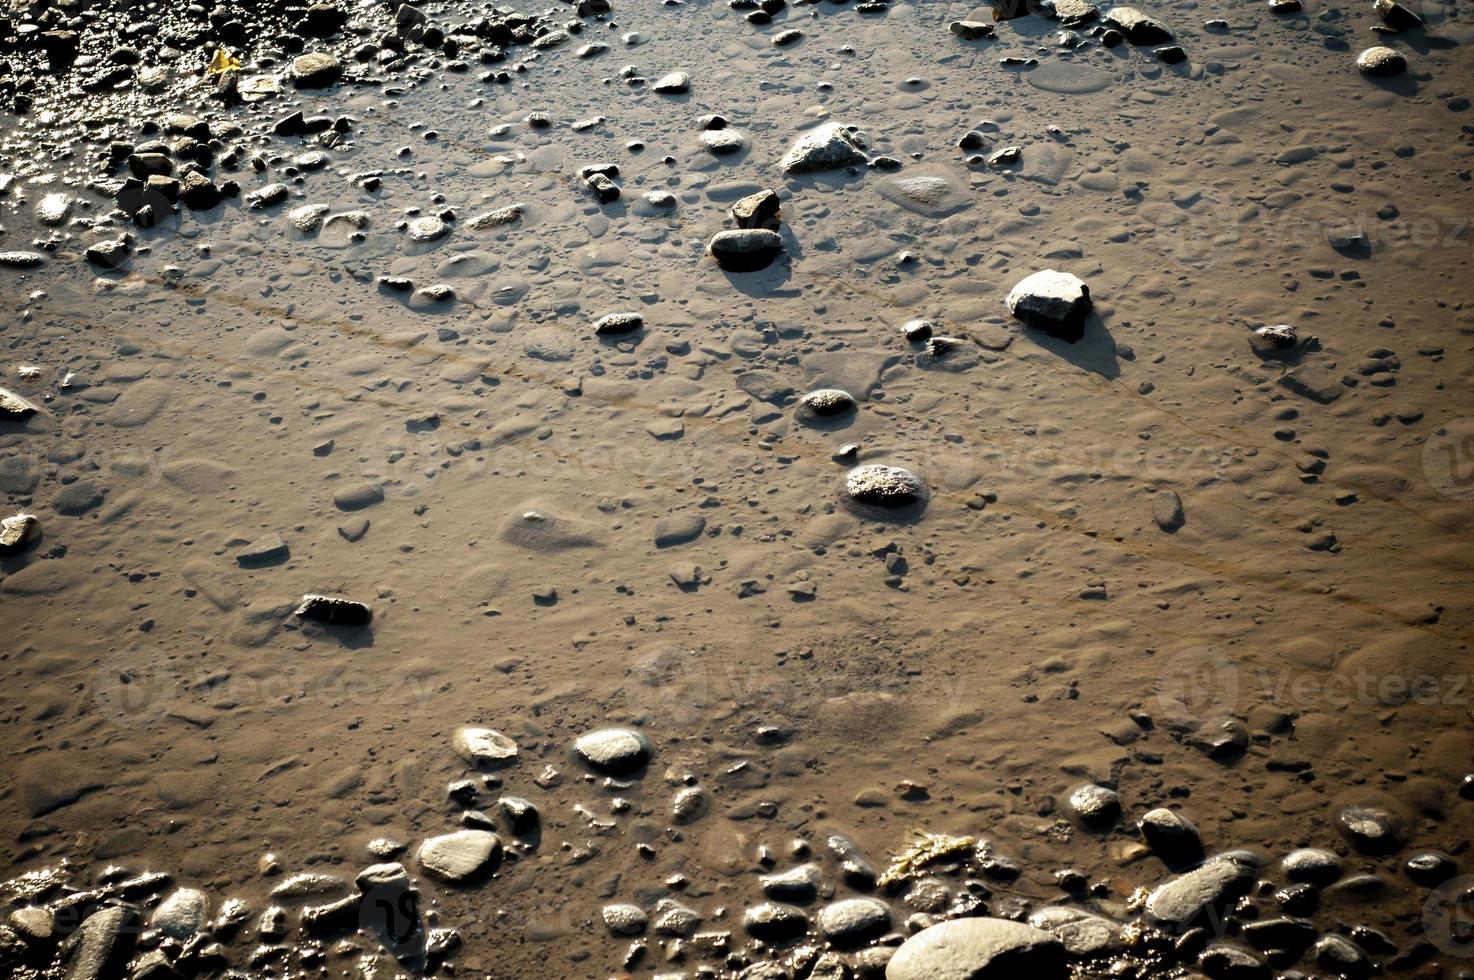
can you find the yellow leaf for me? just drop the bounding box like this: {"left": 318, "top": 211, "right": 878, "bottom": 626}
{"left": 207, "top": 50, "right": 242, "bottom": 75}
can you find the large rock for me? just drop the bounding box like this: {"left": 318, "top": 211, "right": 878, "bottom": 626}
{"left": 887, "top": 918, "right": 1067, "bottom": 980}
{"left": 1143, "top": 853, "right": 1256, "bottom": 931}
{"left": 417, "top": 830, "right": 501, "bottom": 882}
{"left": 1006, "top": 269, "right": 1093, "bottom": 336}
{"left": 780, "top": 122, "right": 868, "bottom": 175}
{"left": 1103, "top": 6, "right": 1172, "bottom": 43}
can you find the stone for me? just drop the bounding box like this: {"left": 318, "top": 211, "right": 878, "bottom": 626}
{"left": 1198, "top": 943, "right": 1270, "bottom": 979}
{"left": 797, "top": 388, "right": 857, "bottom": 423}
{"left": 453, "top": 727, "right": 519, "bottom": 768}
{"left": 417, "top": 830, "right": 501, "bottom": 883}
{"left": 86, "top": 239, "right": 130, "bottom": 268}
{"left": 729, "top": 190, "right": 780, "bottom": 230}
{"left": 0, "top": 251, "right": 46, "bottom": 269}
{"left": 654, "top": 515, "right": 706, "bottom": 548}
{"left": 949, "top": 20, "right": 997, "bottom": 39}
{"left": 1314, "top": 934, "right": 1371, "bottom": 977}
{"left": 334, "top": 483, "right": 384, "bottom": 510}
{"left": 1066, "top": 783, "right": 1121, "bottom": 829}
{"left": 1373, "top": 0, "right": 1422, "bottom": 30}
{"left": 602, "top": 904, "right": 647, "bottom": 935}
{"left": 54, "top": 481, "right": 104, "bottom": 515}
{"left": 594, "top": 312, "right": 643, "bottom": 335}
{"left": 708, "top": 229, "right": 783, "bottom": 272}
{"left": 1405, "top": 851, "right": 1458, "bottom": 886}
{"left": 1282, "top": 848, "right": 1342, "bottom": 886}
{"left": 467, "top": 205, "right": 523, "bottom": 229}
{"left": 59, "top": 906, "right": 137, "bottom": 980}
{"left": 271, "top": 873, "right": 348, "bottom": 899}
{"left": 355, "top": 862, "right": 411, "bottom": 892}
{"left": 780, "top": 122, "right": 868, "bottom": 175}
{"left": 761, "top": 864, "right": 821, "bottom": 902}
{"left": 37, "top": 192, "right": 71, "bottom": 226}
{"left": 743, "top": 902, "right": 809, "bottom": 942}
{"left": 1153, "top": 491, "right": 1185, "bottom": 532}
{"left": 653, "top": 71, "right": 690, "bottom": 93}
{"left": 8, "top": 906, "right": 54, "bottom": 943}
{"left": 818, "top": 897, "right": 890, "bottom": 946}
{"left": 1027, "top": 907, "right": 1123, "bottom": 957}
{"left": 236, "top": 533, "right": 288, "bottom": 566}
{"left": 1250, "top": 323, "right": 1298, "bottom": 356}
{"left": 0, "top": 514, "right": 39, "bottom": 555}
{"left": 887, "top": 917, "right": 1067, "bottom": 980}
{"left": 295, "top": 594, "right": 373, "bottom": 626}
{"left": 902, "top": 319, "right": 935, "bottom": 342}
{"left": 843, "top": 464, "right": 925, "bottom": 508}
{"left": 1138, "top": 807, "right": 1202, "bottom": 864}
{"left": 574, "top": 728, "right": 652, "bottom": 773}
{"left": 0, "top": 386, "right": 40, "bottom": 419}
{"left": 672, "top": 786, "right": 708, "bottom": 823}
{"left": 1357, "top": 46, "right": 1406, "bottom": 76}
{"left": 407, "top": 216, "right": 448, "bottom": 243}
{"left": 152, "top": 888, "right": 208, "bottom": 939}
{"left": 498, "top": 796, "right": 538, "bottom": 833}
{"left": 701, "top": 129, "right": 747, "bottom": 155}
{"left": 291, "top": 52, "right": 343, "bottom": 87}
{"left": 1103, "top": 6, "right": 1172, "bottom": 43}
{"left": 1006, "top": 269, "right": 1093, "bottom": 336}
{"left": 1143, "top": 853, "right": 1256, "bottom": 931}
{"left": 1335, "top": 804, "right": 1403, "bottom": 854}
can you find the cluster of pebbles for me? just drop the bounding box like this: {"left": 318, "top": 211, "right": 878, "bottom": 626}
{"left": 4, "top": 712, "right": 1469, "bottom": 978}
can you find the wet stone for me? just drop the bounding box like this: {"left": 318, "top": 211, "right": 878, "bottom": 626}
{"left": 888, "top": 917, "right": 1067, "bottom": 980}
{"left": 1027, "top": 907, "right": 1123, "bottom": 957}
{"left": 743, "top": 901, "right": 809, "bottom": 942}
{"left": 594, "top": 312, "right": 643, "bottom": 335}
{"left": 1199, "top": 943, "right": 1270, "bottom": 979}
{"left": 1357, "top": 46, "right": 1407, "bottom": 76}
{"left": 1285, "top": 842, "right": 1344, "bottom": 884}
{"left": 1066, "top": 783, "right": 1121, "bottom": 829}
{"left": 152, "top": 887, "right": 208, "bottom": 939}
{"left": 1138, "top": 807, "right": 1202, "bottom": 864}
{"left": 574, "top": 728, "right": 652, "bottom": 773}
{"left": 760, "top": 864, "right": 820, "bottom": 903}
{"left": 1335, "top": 804, "right": 1403, "bottom": 854}
{"left": 1405, "top": 851, "right": 1457, "bottom": 886}
{"left": 291, "top": 52, "right": 343, "bottom": 87}
{"left": 1143, "top": 853, "right": 1256, "bottom": 931}
{"left": 817, "top": 897, "right": 890, "bottom": 946}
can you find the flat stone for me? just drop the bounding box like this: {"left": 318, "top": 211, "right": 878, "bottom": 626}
{"left": 453, "top": 727, "right": 519, "bottom": 768}
{"left": 60, "top": 906, "right": 138, "bottom": 980}
{"left": 1144, "top": 853, "right": 1256, "bottom": 931}
{"left": 0, "top": 386, "right": 41, "bottom": 418}
{"left": 237, "top": 533, "right": 288, "bottom": 566}
{"left": 574, "top": 728, "right": 652, "bottom": 773}
{"left": 708, "top": 228, "right": 783, "bottom": 272}
{"left": 1027, "top": 907, "right": 1123, "bottom": 957}
{"left": 417, "top": 830, "right": 501, "bottom": 883}
{"left": 1335, "top": 804, "right": 1403, "bottom": 854}
{"left": 1282, "top": 848, "right": 1342, "bottom": 886}
{"left": 654, "top": 514, "right": 706, "bottom": 548}
{"left": 887, "top": 917, "right": 1068, "bottom": 980}
{"left": 743, "top": 902, "right": 809, "bottom": 942}
{"left": 818, "top": 897, "right": 890, "bottom": 946}
{"left": 333, "top": 483, "right": 384, "bottom": 510}
{"left": 1103, "top": 6, "right": 1172, "bottom": 43}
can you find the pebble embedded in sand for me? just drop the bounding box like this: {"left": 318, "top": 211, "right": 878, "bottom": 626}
{"left": 1357, "top": 46, "right": 1407, "bottom": 77}
{"left": 1006, "top": 269, "right": 1093, "bottom": 335}
{"left": 843, "top": 464, "right": 925, "bottom": 508}
{"left": 417, "top": 830, "right": 501, "bottom": 882}
{"left": 454, "top": 727, "right": 520, "bottom": 768}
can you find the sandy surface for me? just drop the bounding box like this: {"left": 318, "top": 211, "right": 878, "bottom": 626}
{"left": 2, "top": 0, "right": 1473, "bottom": 976}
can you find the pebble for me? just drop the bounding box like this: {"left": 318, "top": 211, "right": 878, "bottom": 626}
{"left": 0, "top": 514, "right": 40, "bottom": 555}
{"left": 453, "top": 727, "right": 520, "bottom": 768}
{"left": 817, "top": 897, "right": 890, "bottom": 946}
{"left": 573, "top": 728, "right": 652, "bottom": 773}
{"left": 602, "top": 903, "right": 648, "bottom": 935}
{"left": 291, "top": 52, "right": 343, "bottom": 88}
{"left": 760, "top": 864, "right": 821, "bottom": 903}
{"left": 742, "top": 901, "right": 809, "bottom": 942}
{"left": 796, "top": 388, "right": 857, "bottom": 423}
{"left": 708, "top": 228, "right": 783, "bottom": 272}
{"left": 888, "top": 917, "right": 1067, "bottom": 980}
{"left": 1066, "top": 783, "right": 1121, "bottom": 829}
{"left": 843, "top": 464, "right": 925, "bottom": 509}
{"left": 417, "top": 830, "right": 501, "bottom": 883}
{"left": 653, "top": 71, "right": 690, "bottom": 93}
{"left": 1143, "top": 853, "right": 1256, "bottom": 930}
{"left": 594, "top": 312, "right": 643, "bottom": 335}
{"left": 1152, "top": 491, "right": 1185, "bottom": 533}
{"left": 1138, "top": 807, "right": 1202, "bottom": 864}
{"left": 1357, "top": 46, "right": 1407, "bottom": 76}
{"left": 407, "top": 216, "right": 449, "bottom": 242}
{"left": 1103, "top": 6, "right": 1173, "bottom": 44}
{"left": 294, "top": 594, "right": 373, "bottom": 626}
{"left": 1335, "top": 804, "right": 1403, "bottom": 854}
{"left": 236, "top": 533, "right": 288, "bottom": 566}
{"left": 1282, "top": 848, "right": 1342, "bottom": 886}
{"left": 151, "top": 888, "right": 208, "bottom": 939}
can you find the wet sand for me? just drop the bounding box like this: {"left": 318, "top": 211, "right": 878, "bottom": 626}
{"left": 2, "top": 0, "right": 1474, "bottom": 977}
